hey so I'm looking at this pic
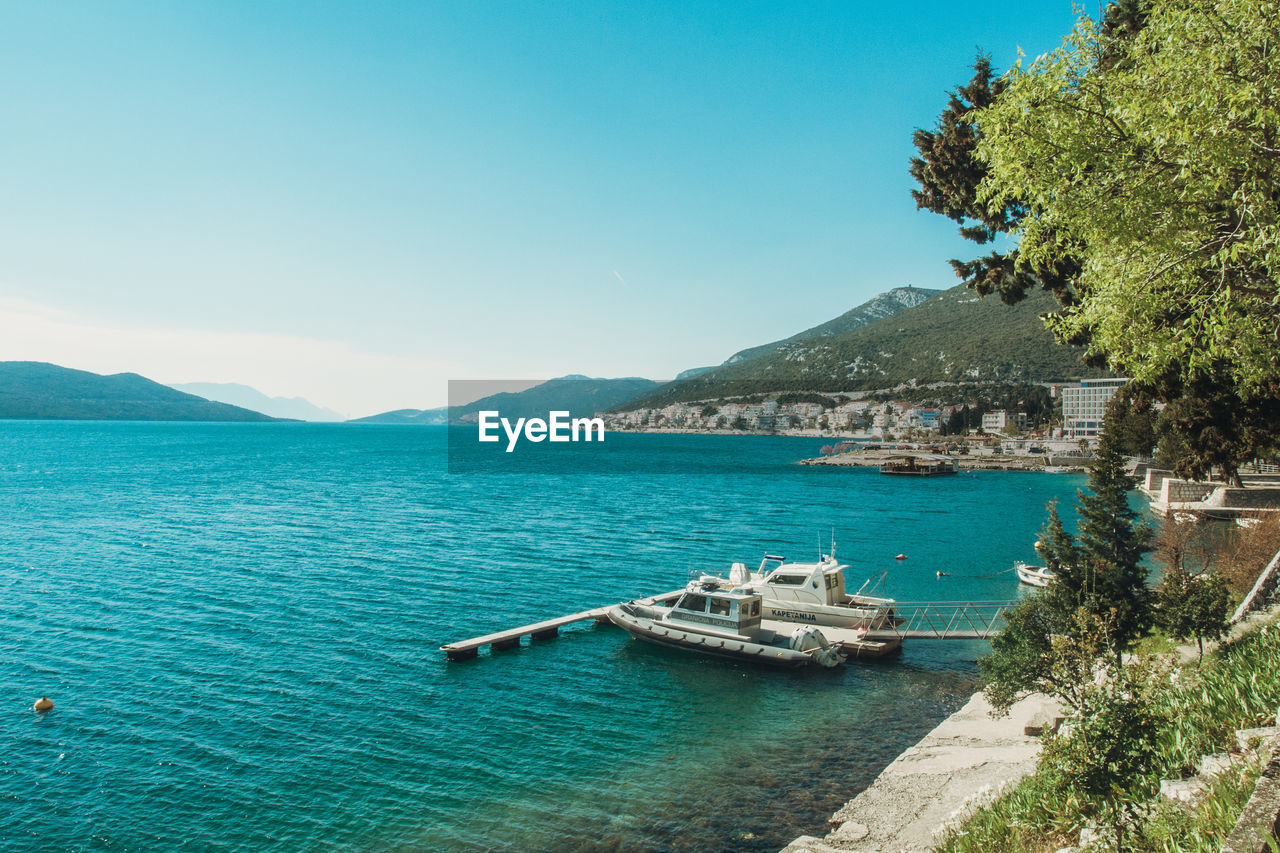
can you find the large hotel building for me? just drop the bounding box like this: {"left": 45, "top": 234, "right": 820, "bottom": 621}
{"left": 1059, "top": 377, "right": 1129, "bottom": 440}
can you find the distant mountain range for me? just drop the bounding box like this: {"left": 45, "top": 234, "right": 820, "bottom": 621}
{"left": 0, "top": 362, "right": 279, "bottom": 421}
{"left": 170, "top": 382, "right": 344, "bottom": 421}
{"left": 352, "top": 376, "right": 660, "bottom": 425}
{"left": 619, "top": 284, "right": 1106, "bottom": 409}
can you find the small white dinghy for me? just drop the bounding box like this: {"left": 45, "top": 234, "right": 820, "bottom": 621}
{"left": 1014, "top": 561, "right": 1055, "bottom": 588}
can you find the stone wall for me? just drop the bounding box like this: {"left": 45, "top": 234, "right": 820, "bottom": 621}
{"left": 1160, "top": 478, "right": 1217, "bottom": 505}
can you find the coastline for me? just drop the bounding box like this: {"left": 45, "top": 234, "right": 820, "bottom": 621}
{"left": 780, "top": 691, "right": 1060, "bottom": 853}
{"left": 799, "top": 449, "right": 1084, "bottom": 474}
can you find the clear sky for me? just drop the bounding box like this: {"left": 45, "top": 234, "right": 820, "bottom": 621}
{"left": 0, "top": 1, "right": 1081, "bottom": 418}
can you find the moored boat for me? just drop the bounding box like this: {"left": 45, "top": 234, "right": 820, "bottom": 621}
{"left": 607, "top": 585, "right": 846, "bottom": 668}
{"left": 1014, "top": 561, "right": 1055, "bottom": 587}
{"left": 879, "top": 454, "right": 959, "bottom": 476}
{"left": 696, "top": 551, "right": 898, "bottom": 630}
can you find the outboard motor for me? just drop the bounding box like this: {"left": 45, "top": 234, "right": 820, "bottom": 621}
{"left": 788, "top": 626, "right": 845, "bottom": 668}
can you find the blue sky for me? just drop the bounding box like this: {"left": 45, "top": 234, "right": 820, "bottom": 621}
{"left": 0, "top": 1, "right": 1080, "bottom": 417}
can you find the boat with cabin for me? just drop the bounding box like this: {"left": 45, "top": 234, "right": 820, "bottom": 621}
{"left": 1014, "top": 561, "right": 1055, "bottom": 587}
{"left": 607, "top": 585, "right": 847, "bottom": 668}
{"left": 695, "top": 550, "right": 898, "bottom": 631}
{"left": 879, "top": 454, "right": 959, "bottom": 476}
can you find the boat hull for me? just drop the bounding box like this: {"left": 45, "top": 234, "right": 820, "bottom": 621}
{"left": 760, "top": 599, "right": 893, "bottom": 630}
{"left": 1014, "top": 562, "right": 1053, "bottom": 587}
{"left": 607, "top": 606, "right": 817, "bottom": 668}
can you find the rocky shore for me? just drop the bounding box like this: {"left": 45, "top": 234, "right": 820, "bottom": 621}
{"left": 779, "top": 692, "right": 1061, "bottom": 853}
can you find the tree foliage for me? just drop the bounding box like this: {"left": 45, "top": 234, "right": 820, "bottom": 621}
{"left": 972, "top": 0, "right": 1280, "bottom": 469}
{"left": 1071, "top": 429, "right": 1154, "bottom": 651}
{"left": 1040, "top": 612, "right": 1166, "bottom": 850}
{"left": 981, "top": 427, "right": 1152, "bottom": 711}
{"left": 1156, "top": 564, "right": 1230, "bottom": 661}
{"left": 912, "top": 0, "right": 1280, "bottom": 479}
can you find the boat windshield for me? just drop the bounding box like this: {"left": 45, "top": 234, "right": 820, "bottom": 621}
{"left": 767, "top": 574, "right": 808, "bottom": 586}
{"left": 676, "top": 593, "right": 707, "bottom": 612}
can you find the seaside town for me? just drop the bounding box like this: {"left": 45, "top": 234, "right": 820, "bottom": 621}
{"left": 605, "top": 378, "right": 1125, "bottom": 448}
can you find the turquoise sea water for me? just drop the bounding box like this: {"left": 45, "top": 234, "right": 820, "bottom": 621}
{"left": 1, "top": 423, "right": 1089, "bottom": 852}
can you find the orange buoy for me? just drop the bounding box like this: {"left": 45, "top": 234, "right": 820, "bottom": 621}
{"left": 895, "top": 554, "right": 907, "bottom": 560}
{"left": 33, "top": 696, "right": 53, "bottom": 712}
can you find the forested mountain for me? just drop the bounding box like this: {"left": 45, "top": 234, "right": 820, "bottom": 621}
{"left": 721, "top": 285, "right": 940, "bottom": 365}
{"left": 0, "top": 362, "right": 279, "bottom": 421}
{"left": 618, "top": 285, "right": 1107, "bottom": 409}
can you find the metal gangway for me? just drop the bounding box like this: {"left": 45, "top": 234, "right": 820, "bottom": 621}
{"left": 865, "top": 601, "right": 1018, "bottom": 641}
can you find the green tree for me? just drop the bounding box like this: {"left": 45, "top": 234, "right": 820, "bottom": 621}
{"left": 1156, "top": 565, "right": 1231, "bottom": 662}
{"left": 1072, "top": 428, "right": 1154, "bottom": 654}
{"left": 980, "top": 427, "right": 1152, "bottom": 710}
{"left": 1103, "top": 390, "right": 1157, "bottom": 459}
{"left": 978, "top": 594, "right": 1072, "bottom": 712}
{"left": 909, "top": 57, "right": 1080, "bottom": 305}
{"left": 972, "top": 0, "right": 1280, "bottom": 476}
{"left": 1040, "top": 611, "right": 1165, "bottom": 850}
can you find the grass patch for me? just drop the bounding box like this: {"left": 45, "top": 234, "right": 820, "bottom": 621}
{"left": 934, "top": 616, "right": 1280, "bottom": 852}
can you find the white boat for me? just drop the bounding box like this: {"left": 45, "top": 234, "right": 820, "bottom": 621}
{"left": 608, "top": 585, "right": 846, "bottom": 668}
{"left": 1014, "top": 561, "right": 1055, "bottom": 587}
{"left": 694, "top": 551, "right": 898, "bottom": 631}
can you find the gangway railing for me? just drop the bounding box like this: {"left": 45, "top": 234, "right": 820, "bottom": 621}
{"left": 865, "top": 600, "right": 1017, "bottom": 640}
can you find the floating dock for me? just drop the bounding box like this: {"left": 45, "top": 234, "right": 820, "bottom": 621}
{"left": 441, "top": 589, "right": 683, "bottom": 661}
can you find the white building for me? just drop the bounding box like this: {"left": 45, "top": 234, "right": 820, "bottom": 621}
{"left": 1060, "top": 378, "right": 1128, "bottom": 440}
{"left": 982, "top": 410, "right": 1028, "bottom": 433}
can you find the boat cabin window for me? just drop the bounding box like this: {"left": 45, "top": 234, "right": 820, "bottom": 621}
{"left": 767, "top": 574, "right": 808, "bottom": 586}
{"left": 709, "top": 597, "right": 731, "bottom": 616}
{"left": 743, "top": 600, "right": 759, "bottom": 618}
{"left": 677, "top": 593, "right": 707, "bottom": 613}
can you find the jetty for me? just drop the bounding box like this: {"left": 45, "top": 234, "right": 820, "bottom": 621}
{"left": 441, "top": 589, "right": 684, "bottom": 661}
{"left": 442, "top": 594, "right": 1014, "bottom": 661}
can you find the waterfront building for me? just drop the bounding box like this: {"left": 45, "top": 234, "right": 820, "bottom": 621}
{"left": 1060, "top": 377, "right": 1128, "bottom": 439}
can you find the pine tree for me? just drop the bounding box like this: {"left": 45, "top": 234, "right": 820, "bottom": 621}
{"left": 1074, "top": 427, "right": 1153, "bottom": 651}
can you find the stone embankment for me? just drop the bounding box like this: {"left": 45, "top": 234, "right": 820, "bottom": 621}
{"left": 1140, "top": 467, "right": 1280, "bottom": 519}
{"left": 798, "top": 450, "right": 1077, "bottom": 473}
{"left": 779, "top": 692, "right": 1062, "bottom": 853}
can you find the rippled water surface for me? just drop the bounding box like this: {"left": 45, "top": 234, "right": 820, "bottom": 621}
{"left": 0, "top": 423, "right": 1087, "bottom": 851}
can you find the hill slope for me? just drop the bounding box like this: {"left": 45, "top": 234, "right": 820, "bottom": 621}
{"left": 171, "top": 382, "right": 344, "bottom": 421}
{"left": 621, "top": 286, "right": 1106, "bottom": 408}
{"left": 0, "top": 362, "right": 279, "bottom": 421}
{"left": 351, "top": 376, "right": 659, "bottom": 425}
{"left": 348, "top": 407, "right": 449, "bottom": 425}
{"left": 722, "top": 285, "right": 941, "bottom": 365}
